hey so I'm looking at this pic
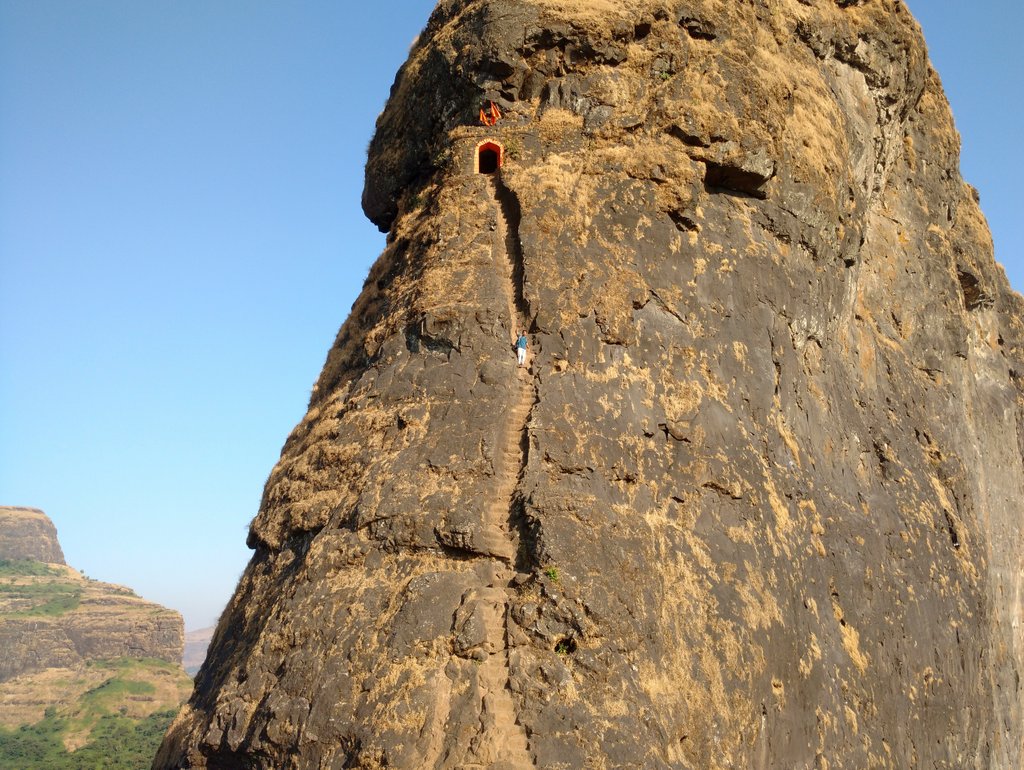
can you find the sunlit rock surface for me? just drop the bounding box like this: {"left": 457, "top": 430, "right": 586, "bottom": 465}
{"left": 0, "top": 507, "right": 183, "bottom": 683}
{"left": 158, "top": 1, "right": 1024, "bottom": 767}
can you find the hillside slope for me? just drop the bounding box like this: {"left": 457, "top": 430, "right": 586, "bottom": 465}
{"left": 0, "top": 508, "right": 189, "bottom": 767}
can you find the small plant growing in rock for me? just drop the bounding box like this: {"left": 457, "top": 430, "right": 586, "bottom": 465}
{"left": 544, "top": 566, "right": 559, "bottom": 582}
{"left": 555, "top": 640, "right": 571, "bottom": 655}
{"left": 505, "top": 138, "right": 522, "bottom": 161}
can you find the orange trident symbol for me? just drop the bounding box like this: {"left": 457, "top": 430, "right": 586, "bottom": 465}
{"left": 479, "top": 101, "right": 502, "bottom": 126}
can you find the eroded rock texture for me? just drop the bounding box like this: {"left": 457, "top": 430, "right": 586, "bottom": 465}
{"left": 158, "top": 1, "right": 1024, "bottom": 768}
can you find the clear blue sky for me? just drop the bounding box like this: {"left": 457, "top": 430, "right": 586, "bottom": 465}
{"left": 0, "top": 1, "right": 1020, "bottom": 631}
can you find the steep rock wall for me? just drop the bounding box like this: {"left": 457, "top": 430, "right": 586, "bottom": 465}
{"left": 158, "top": 1, "right": 1024, "bottom": 768}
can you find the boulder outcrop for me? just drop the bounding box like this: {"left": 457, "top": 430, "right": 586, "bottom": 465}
{"left": 158, "top": 1, "right": 1024, "bottom": 768}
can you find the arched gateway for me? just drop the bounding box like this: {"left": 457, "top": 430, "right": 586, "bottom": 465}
{"left": 475, "top": 141, "right": 503, "bottom": 174}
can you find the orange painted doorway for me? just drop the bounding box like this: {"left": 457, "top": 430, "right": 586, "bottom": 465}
{"left": 477, "top": 141, "right": 502, "bottom": 174}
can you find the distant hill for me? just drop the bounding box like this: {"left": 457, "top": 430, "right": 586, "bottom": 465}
{"left": 0, "top": 506, "right": 191, "bottom": 768}
{"left": 183, "top": 627, "right": 215, "bottom": 676}
{"left": 0, "top": 507, "right": 65, "bottom": 564}
{"left": 0, "top": 560, "right": 183, "bottom": 682}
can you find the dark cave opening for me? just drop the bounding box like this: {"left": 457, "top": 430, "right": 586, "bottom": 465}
{"left": 478, "top": 143, "right": 501, "bottom": 174}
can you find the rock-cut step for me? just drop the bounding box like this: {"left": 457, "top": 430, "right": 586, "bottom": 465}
{"left": 474, "top": 527, "right": 516, "bottom": 561}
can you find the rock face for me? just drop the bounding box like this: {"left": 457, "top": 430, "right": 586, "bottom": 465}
{"left": 0, "top": 507, "right": 65, "bottom": 564}
{"left": 158, "top": 1, "right": 1024, "bottom": 768}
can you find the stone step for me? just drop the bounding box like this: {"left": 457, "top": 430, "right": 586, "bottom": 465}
{"left": 474, "top": 528, "right": 516, "bottom": 561}
{"left": 490, "top": 483, "right": 517, "bottom": 500}
{"left": 482, "top": 514, "right": 513, "bottom": 532}
{"left": 490, "top": 482, "right": 517, "bottom": 497}
{"left": 483, "top": 700, "right": 518, "bottom": 720}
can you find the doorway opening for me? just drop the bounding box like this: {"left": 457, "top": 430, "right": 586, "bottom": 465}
{"left": 476, "top": 141, "right": 503, "bottom": 174}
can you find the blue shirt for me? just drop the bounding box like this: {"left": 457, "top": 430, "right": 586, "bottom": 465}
{"left": 516, "top": 335, "right": 527, "bottom": 349}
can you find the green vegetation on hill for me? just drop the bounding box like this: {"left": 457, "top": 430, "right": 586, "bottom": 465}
{"left": 0, "top": 581, "right": 82, "bottom": 616}
{"left": 0, "top": 708, "right": 177, "bottom": 770}
{"left": 0, "top": 658, "right": 190, "bottom": 769}
{"left": 0, "top": 510, "right": 188, "bottom": 766}
{"left": 0, "top": 558, "right": 60, "bottom": 577}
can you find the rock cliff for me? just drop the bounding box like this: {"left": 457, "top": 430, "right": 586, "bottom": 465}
{"left": 0, "top": 508, "right": 183, "bottom": 682}
{"left": 0, "top": 507, "right": 65, "bottom": 565}
{"left": 0, "top": 507, "right": 190, "bottom": 765}
{"left": 0, "top": 567, "right": 184, "bottom": 682}
{"left": 158, "top": 1, "right": 1024, "bottom": 768}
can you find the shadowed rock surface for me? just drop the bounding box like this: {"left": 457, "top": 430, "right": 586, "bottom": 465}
{"left": 157, "top": 1, "right": 1024, "bottom": 768}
